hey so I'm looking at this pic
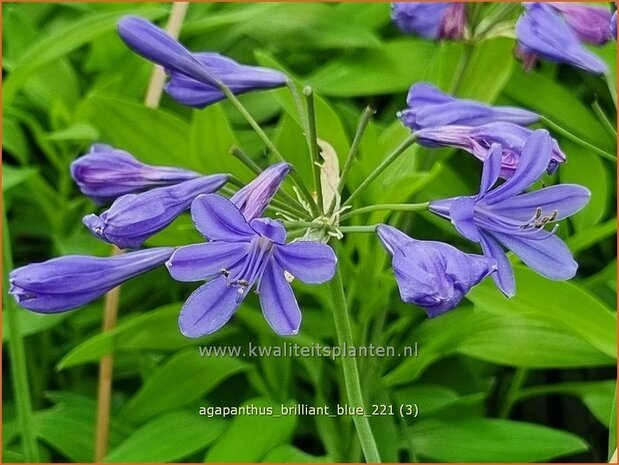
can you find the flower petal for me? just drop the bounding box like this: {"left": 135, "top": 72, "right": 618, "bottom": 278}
{"left": 479, "top": 143, "right": 503, "bottom": 198}
{"left": 486, "top": 129, "right": 553, "bottom": 205}
{"left": 489, "top": 184, "right": 591, "bottom": 222}
{"left": 479, "top": 232, "right": 515, "bottom": 297}
{"left": 274, "top": 242, "right": 337, "bottom": 284}
{"left": 249, "top": 218, "right": 287, "bottom": 244}
{"left": 178, "top": 277, "right": 241, "bottom": 337}
{"left": 491, "top": 231, "right": 578, "bottom": 281}
{"left": 166, "top": 242, "right": 248, "bottom": 282}
{"left": 450, "top": 197, "right": 481, "bottom": 242}
{"left": 376, "top": 224, "right": 413, "bottom": 255}
{"left": 191, "top": 194, "right": 255, "bottom": 242}
{"left": 258, "top": 259, "right": 301, "bottom": 335}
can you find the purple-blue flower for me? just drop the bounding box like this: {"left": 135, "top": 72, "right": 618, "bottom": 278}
{"left": 611, "top": 11, "right": 617, "bottom": 40}
{"left": 9, "top": 247, "right": 174, "bottom": 313}
{"left": 399, "top": 83, "right": 539, "bottom": 131}
{"left": 231, "top": 163, "right": 291, "bottom": 221}
{"left": 166, "top": 194, "right": 337, "bottom": 337}
{"left": 118, "top": 16, "right": 288, "bottom": 108}
{"left": 429, "top": 133, "right": 590, "bottom": 297}
{"left": 515, "top": 3, "right": 608, "bottom": 74}
{"left": 377, "top": 225, "right": 496, "bottom": 317}
{"left": 392, "top": 3, "right": 467, "bottom": 40}
{"left": 71, "top": 144, "right": 199, "bottom": 205}
{"left": 415, "top": 121, "right": 566, "bottom": 179}
{"left": 549, "top": 3, "right": 613, "bottom": 45}
{"left": 83, "top": 175, "right": 228, "bottom": 249}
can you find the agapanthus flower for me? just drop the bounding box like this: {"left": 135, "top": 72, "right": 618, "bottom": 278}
{"left": 166, "top": 194, "right": 337, "bottom": 337}
{"left": 515, "top": 3, "right": 608, "bottom": 74}
{"left": 611, "top": 11, "right": 617, "bottom": 40}
{"left": 71, "top": 144, "right": 199, "bottom": 205}
{"left": 377, "top": 225, "right": 496, "bottom": 317}
{"left": 392, "top": 3, "right": 467, "bottom": 41}
{"left": 9, "top": 247, "right": 174, "bottom": 313}
{"left": 429, "top": 133, "right": 590, "bottom": 297}
{"left": 117, "top": 16, "right": 288, "bottom": 108}
{"left": 548, "top": 3, "right": 613, "bottom": 45}
{"left": 84, "top": 175, "right": 228, "bottom": 249}
{"left": 399, "top": 83, "right": 539, "bottom": 131}
{"left": 231, "top": 163, "right": 291, "bottom": 221}
{"left": 415, "top": 121, "right": 566, "bottom": 178}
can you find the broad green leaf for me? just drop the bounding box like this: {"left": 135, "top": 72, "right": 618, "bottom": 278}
{"left": 468, "top": 266, "right": 617, "bottom": 358}
{"left": 262, "top": 445, "right": 330, "bottom": 463}
{"left": 566, "top": 218, "right": 617, "bottom": 254}
{"left": 2, "top": 165, "right": 37, "bottom": 192}
{"left": 307, "top": 39, "right": 435, "bottom": 97}
{"left": 46, "top": 123, "right": 99, "bottom": 142}
{"left": 394, "top": 384, "right": 460, "bottom": 416}
{"left": 76, "top": 93, "right": 192, "bottom": 169}
{"left": 504, "top": 70, "right": 615, "bottom": 152}
{"left": 122, "top": 349, "right": 248, "bottom": 423}
{"left": 410, "top": 418, "right": 589, "bottom": 462}
{"left": 2, "top": 309, "right": 69, "bottom": 342}
{"left": 205, "top": 397, "right": 296, "bottom": 462}
{"left": 104, "top": 411, "right": 226, "bottom": 462}
{"left": 2, "top": 116, "right": 30, "bottom": 164}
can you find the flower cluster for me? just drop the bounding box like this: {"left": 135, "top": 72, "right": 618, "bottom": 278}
{"left": 10, "top": 13, "right": 591, "bottom": 336}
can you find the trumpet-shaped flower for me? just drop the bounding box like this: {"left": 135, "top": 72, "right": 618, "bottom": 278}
{"left": 377, "top": 225, "right": 496, "bottom": 317}
{"left": 516, "top": 3, "right": 608, "bottom": 74}
{"left": 549, "top": 2, "right": 613, "bottom": 45}
{"left": 166, "top": 194, "right": 337, "bottom": 337}
{"left": 612, "top": 11, "right": 617, "bottom": 40}
{"left": 118, "top": 16, "right": 288, "bottom": 108}
{"left": 429, "top": 133, "right": 590, "bottom": 297}
{"left": 415, "top": 121, "right": 566, "bottom": 178}
{"left": 392, "top": 3, "right": 467, "bottom": 40}
{"left": 400, "top": 83, "right": 539, "bottom": 131}
{"left": 231, "top": 163, "right": 291, "bottom": 221}
{"left": 84, "top": 175, "right": 228, "bottom": 249}
{"left": 71, "top": 144, "right": 199, "bottom": 205}
{"left": 9, "top": 247, "right": 174, "bottom": 313}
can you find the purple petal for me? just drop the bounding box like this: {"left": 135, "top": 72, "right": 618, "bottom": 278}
{"left": 231, "top": 163, "right": 291, "bottom": 221}
{"left": 391, "top": 2, "right": 448, "bottom": 39}
{"left": 178, "top": 277, "right": 241, "bottom": 337}
{"left": 479, "top": 143, "right": 503, "bottom": 198}
{"left": 258, "top": 259, "right": 301, "bottom": 335}
{"left": 491, "top": 231, "right": 578, "bottom": 281}
{"left": 551, "top": 3, "right": 613, "bottom": 45}
{"left": 274, "top": 241, "right": 337, "bottom": 284}
{"left": 249, "top": 218, "right": 287, "bottom": 244}
{"left": 191, "top": 194, "right": 256, "bottom": 242}
{"left": 489, "top": 184, "right": 591, "bottom": 222}
{"left": 449, "top": 197, "right": 481, "bottom": 242}
{"left": 479, "top": 232, "right": 515, "bottom": 297}
{"left": 376, "top": 224, "right": 413, "bottom": 255}
{"left": 485, "top": 129, "right": 553, "bottom": 205}
{"left": 166, "top": 242, "right": 248, "bottom": 282}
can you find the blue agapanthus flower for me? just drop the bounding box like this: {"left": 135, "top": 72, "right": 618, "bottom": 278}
{"left": 399, "top": 83, "right": 539, "bottom": 131}
{"left": 549, "top": 2, "right": 613, "bottom": 45}
{"left": 612, "top": 11, "right": 617, "bottom": 40}
{"left": 391, "top": 2, "right": 467, "bottom": 40}
{"left": 429, "top": 133, "right": 590, "bottom": 297}
{"left": 415, "top": 121, "right": 566, "bottom": 179}
{"left": 166, "top": 194, "right": 337, "bottom": 337}
{"left": 516, "top": 3, "right": 608, "bottom": 74}
{"left": 117, "top": 16, "right": 288, "bottom": 108}
{"left": 71, "top": 144, "right": 199, "bottom": 205}
{"left": 377, "top": 225, "right": 496, "bottom": 317}
{"left": 9, "top": 247, "right": 174, "bottom": 313}
{"left": 83, "top": 175, "right": 228, "bottom": 249}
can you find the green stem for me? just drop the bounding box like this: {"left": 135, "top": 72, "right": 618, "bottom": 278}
{"left": 498, "top": 368, "right": 529, "bottom": 418}
{"left": 591, "top": 100, "right": 617, "bottom": 138}
{"left": 541, "top": 116, "right": 617, "bottom": 163}
{"left": 338, "top": 106, "right": 375, "bottom": 195}
{"left": 303, "top": 86, "right": 324, "bottom": 213}
{"left": 342, "top": 135, "right": 417, "bottom": 208}
{"left": 328, "top": 264, "right": 381, "bottom": 463}
{"left": 339, "top": 225, "right": 379, "bottom": 234}
{"left": 230, "top": 146, "right": 261, "bottom": 174}
{"left": 3, "top": 203, "right": 40, "bottom": 462}
{"left": 220, "top": 85, "right": 320, "bottom": 214}
{"left": 340, "top": 202, "right": 429, "bottom": 221}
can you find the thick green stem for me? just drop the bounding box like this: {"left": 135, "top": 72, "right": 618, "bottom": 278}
{"left": 3, "top": 203, "right": 40, "bottom": 462}
{"left": 303, "top": 86, "right": 324, "bottom": 213}
{"left": 498, "top": 368, "right": 529, "bottom": 418}
{"left": 541, "top": 116, "right": 617, "bottom": 163}
{"left": 343, "top": 135, "right": 417, "bottom": 208}
{"left": 328, "top": 264, "right": 381, "bottom": 463}
{"left": 340, "top": 202, "right": 429, "bottom": 221}
{"left": 339, "top": 225, "right": 380, "bottom": 234}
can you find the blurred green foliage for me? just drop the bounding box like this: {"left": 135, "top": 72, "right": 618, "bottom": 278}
{"left": 2, "top": 2, "right": 617, "bottom": 463}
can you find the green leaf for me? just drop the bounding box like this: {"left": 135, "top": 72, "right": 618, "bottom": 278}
{"left": 262, "top": 445, "right": 330, "bottom": 463}
{"left": 122, "top": 349, "right": 248, "bottom": 423}
{"left": 2, "top": 165, "right": 37, "bottom": 192}
{"left": 395, "top": 384, "right": 460, "bottom": 416}
{"left": 104, "top": 411, "right": 226, "bottom": 462}
{"left": 205, "top": 397, "right": 296, "bottom": 462}
{"left": 307, "top": 39, "right": 435, "bottom": 97}
{"left": 410, "top": 418, "right": 589, "bottom": 462}
{"left": 468, "top": 266, "right": 617, "bottom": 358}
{"left": 46, "top": 123, "right": 99, "bottom": 142}
{"left": 2, "top": 309, "right": 69, "bottom": 342}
